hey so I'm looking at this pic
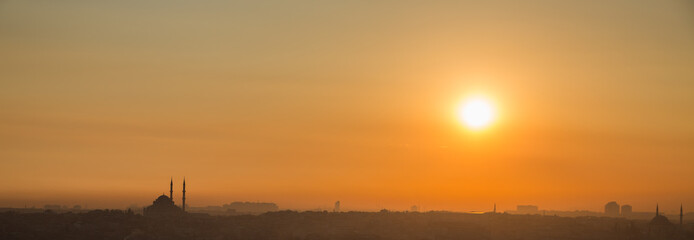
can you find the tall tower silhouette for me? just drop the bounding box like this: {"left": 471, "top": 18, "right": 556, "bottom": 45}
{"left": 493, "top": 203, "right": 496, "bottom": 213}
{"left": 169, "top": 178, "right": 173, "bottom": 199}
{"left": 182, "top": 178, "right": 186, "bottom": 212}
{"left": 656, "top": 204, "right": 659, "bottom": 216}
{"left": 681, "top": 204, "right": 683, "bottom": 226}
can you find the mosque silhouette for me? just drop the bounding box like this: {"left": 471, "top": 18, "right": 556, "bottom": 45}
{"left": 647, "top": 204, "right": 685, "bottom": 239}
{"left": 143, "top": 178, "right": 186, "bottom": 217}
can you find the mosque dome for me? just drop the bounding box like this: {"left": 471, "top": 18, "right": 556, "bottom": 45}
{"left": 153, "top": 195, "right": 174, "bottom": 205}
{"left": 649, "top": 215, "right": 672, "bottom": 226}
{"left": 143, "top": 180, "right": 186, "bottom": 217}
{"left": 647, "top": 205, "right": 677, "bottom": 239}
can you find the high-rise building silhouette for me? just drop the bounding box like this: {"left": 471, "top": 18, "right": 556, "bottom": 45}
{"left": 333, "top": 201, "right": 340, "bottom": 212}
{"left": 621, "top": 204, "right": 632, "bottom": 217}
{"left": 182, "top": 178, "right": 186, "bottom": 212}
{"left": 604, "top": 201, "right": 620, "bottom": 217}
{"left": 681, "top": 204, "right": 683, "bottom": 227}
{"left": 170, "top": 178, "right": 173, "bottom": 199}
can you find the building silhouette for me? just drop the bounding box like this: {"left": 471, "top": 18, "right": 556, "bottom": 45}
{"left": 333, "top": 201, "right": 340, "bottom": 212}
{"left": 143, "top": 179, "right": 186, "bottom": 217}
{"left": 410, "top": 205, "right": 419, "bottom": 212}
{"left": 604, "top": 201, "right": 620, "bottom": 217}
{"left": 680, "top": 204, "right": 683, "bottom": 227}
{"left": 516, "top": 205, "right": 538, "bottom": 214}
{"left": 648, "top": 204, "right": 675, "bottom": 239}
{"left": 621, "top": 204, "right": 632, "bottom": 217}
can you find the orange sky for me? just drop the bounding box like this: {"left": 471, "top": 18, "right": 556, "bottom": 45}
{"left": 1, "top": 1, "right": 693, "bottom": 213}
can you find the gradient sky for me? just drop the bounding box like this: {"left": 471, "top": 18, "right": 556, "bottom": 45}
{"left": 1, "top": 0, "right": 693, "bottom": 213}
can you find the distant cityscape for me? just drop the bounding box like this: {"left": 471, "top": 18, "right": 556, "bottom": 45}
{"left": 6, "top": 202, "right": 690, "bottom": 221}
{"left": 1, "top": 180, "right": 691, "bottom": 221}
{"left": 1, "top": 179, "right": 692, "bottom": 239}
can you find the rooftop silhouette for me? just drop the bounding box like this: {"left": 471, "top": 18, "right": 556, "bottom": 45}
{"left": 143, "top": 179, "right": 186, "bottom": 217}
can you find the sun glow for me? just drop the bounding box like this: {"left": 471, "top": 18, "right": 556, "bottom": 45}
{"left": 457, "top": 97, "right": 496, "bottom": 130}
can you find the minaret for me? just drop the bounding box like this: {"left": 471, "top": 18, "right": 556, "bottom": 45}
{"left": 170, "top": 178, "right": 173, "bottom": 200}
{"left": 493, "top": 203, "right": 496, "bottom": 214}
{"left": 681, "top": 204, "right": 683, "bottom": 226}
{"left": 656, "top": 204, "right": 659, "bottom": 216}
{"left": 182, "top": 178, "right": 186, "bottom": 212}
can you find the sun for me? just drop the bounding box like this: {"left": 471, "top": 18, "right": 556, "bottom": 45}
{"left": 457, "top": 97, "right": 496, "bottom": 130}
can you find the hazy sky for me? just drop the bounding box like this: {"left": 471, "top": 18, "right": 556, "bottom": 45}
{"left": 1, "top": 0, "right": 693, "bottom": 212}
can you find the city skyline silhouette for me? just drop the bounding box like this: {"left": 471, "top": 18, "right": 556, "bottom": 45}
{"left": 1, "top": 0, "right": 693, "bottom": 239}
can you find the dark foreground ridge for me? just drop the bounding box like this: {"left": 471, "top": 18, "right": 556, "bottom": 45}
{"left": 1, "top": 210, "right": 692, "bottom": 240}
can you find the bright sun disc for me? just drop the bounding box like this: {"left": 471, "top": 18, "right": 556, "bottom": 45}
{"left": 457, "top": 97, "right": 495, "bottom": 130}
